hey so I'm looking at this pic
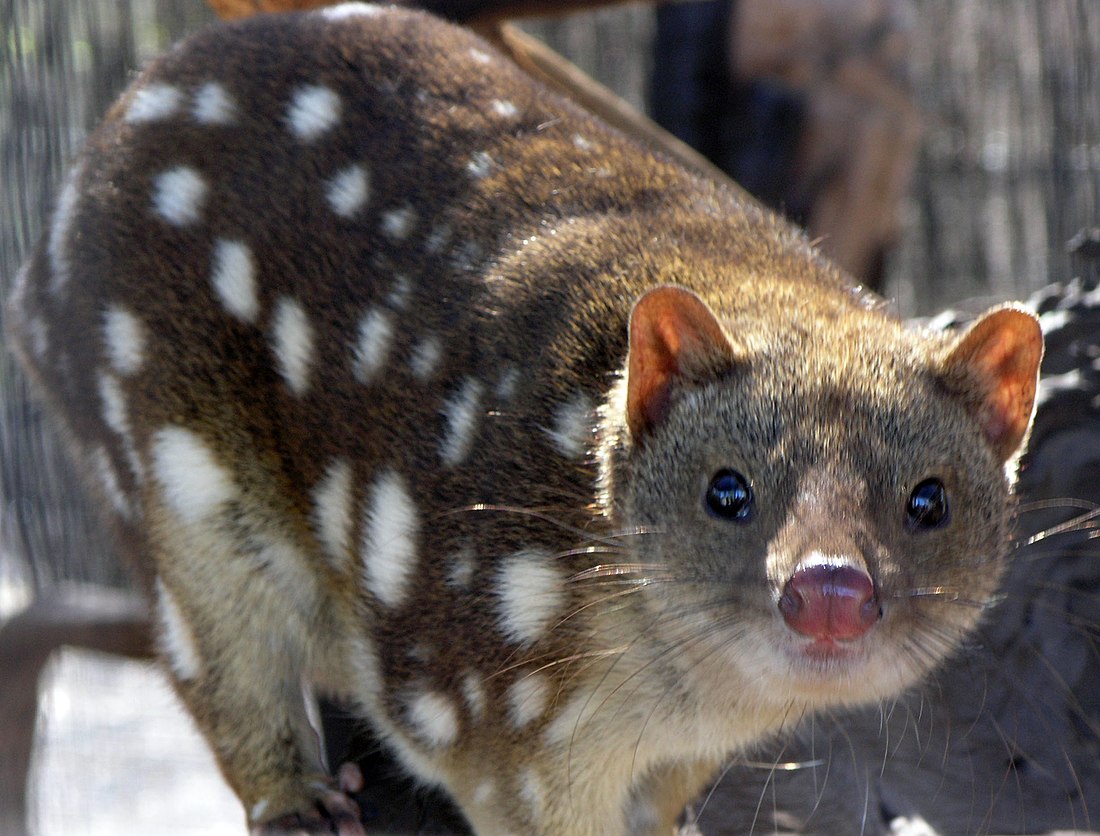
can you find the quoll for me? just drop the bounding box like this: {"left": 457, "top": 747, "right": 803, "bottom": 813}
{"left": 8, "top": 3, "right": 1043, "bottom": 833}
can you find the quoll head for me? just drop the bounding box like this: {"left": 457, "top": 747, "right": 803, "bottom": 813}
{"left": 604, "top": 286, "right": 1042, "bottom": 709}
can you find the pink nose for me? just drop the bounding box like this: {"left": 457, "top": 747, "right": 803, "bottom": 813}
{"left": 779, "top": 564, "right": 880, "bottom": 641}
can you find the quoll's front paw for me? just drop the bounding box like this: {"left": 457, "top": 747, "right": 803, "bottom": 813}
{"left": 249, "top": 768, "right": 365, "bottom": 836}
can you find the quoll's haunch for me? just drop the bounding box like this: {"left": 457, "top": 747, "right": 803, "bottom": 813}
{"left": 8, "top": 3, "right": 1043, "bottom": 833}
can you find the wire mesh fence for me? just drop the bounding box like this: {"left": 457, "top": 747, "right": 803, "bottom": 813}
{"left": 1, "top": 1, "right": 1098, "bottom": 833}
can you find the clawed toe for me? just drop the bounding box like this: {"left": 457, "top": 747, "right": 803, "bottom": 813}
{"left": 250, "top": 780, "right": 364, "bottom": 836}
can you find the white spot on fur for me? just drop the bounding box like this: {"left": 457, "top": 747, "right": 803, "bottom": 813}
{"left": 496, "top": 366, "right": 520, "bottom": 400}
{"left": 409, "top": 336, "right": 442, "bottom": 380}
{"left": 470, "top": 48, "right": 492, "bottom": 64}
{"left": 211, "top": 239, "right": 259, "bottom": 323}
{"left": 92, "top": 446, "right": 131, "bottom": 518}
{"left": 377, "top": 729, "right": 447, "bottom": 788}
{"left": 496, "top": 550, "right": 565, "bottom": 646}
{"left": 381, "top": 206, "right": 416, "bottom": 240}
{"left": 439, "top": 378, "right": 483, "bottom": 466}
{"left": 446, "top": 548, "right": 477, "bottom": 590}
{"left": 250, "top": 799, "right": 270, "bottom": 822}
{"left": 192, "top": 82, "right": 236, "bottom": 125}
{"left": 362, "top": 470, "right": 419, "bottom": 608}
{"left": 47, "top": 161, "right": 84, "bottom": 296}
{"left": 321, "top": 2, "right": 382, "bottom": 19}
{"left": 125, "top": 83, "right": 182, "bottom": 123}
{"left": 326, "top": 163, "right": 370, "bottom": 217}
{"left": 387, "top": 276, "right": 411, "bottom": 310}
{"left": 286, "top": 85, "right": 341, "bottom": 142}
{"left": 572, "top": 134, "right": 594, "bottom": 151}
{"left": 467, "top": 151, "right": 494, "bottom": 178}
{"left": 425, "top": 224, "right": 451, "bottom": 255}
{"left": 313, "top": 460, "right": 355, "bottom": 572}
{"left": 492, "top": 99, "right": 518, "bottom": 118}
{"left": 151, "top": 426, "right": 236, "bottom": 523}
{"left": 103, "top": 305, "right": 147, "bottom": 376}
{"left": 406, "top": 690, "right": 459, "bottom": 748}
{"left": 352, "top": 307, "right": 393, "bottom": 384}
{"left": 98, "top": 373, "right": 127, "bottom": 435}
{"left": 462, "top": 673, "right": 486, "bottom": 720}
{"left": 155, "top": 578, "right": 201, "bottom": 681}
{"left": 272, "top": 297, "right": 315, "bottom": 395}
{"left": 473, "top": 779, "right": 494, "bottom": 806}
{"left": 507, "top": 674, "right": 551, "bottom": 729}
{"left": 152, "top": 166, "right": 207, "bottom": 226}
{"left": 544, "top": 393, "right": 593, "bottom": 457}
{"left": 97, "top": 372, "right": 144, "bottom": 484}
{"left": 545, "top": 690, "right": 596, "bottom": 745}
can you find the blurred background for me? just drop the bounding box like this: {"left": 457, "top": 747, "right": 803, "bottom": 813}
{"left": 2, "top": 1, "right": 1099, "bottom": 833}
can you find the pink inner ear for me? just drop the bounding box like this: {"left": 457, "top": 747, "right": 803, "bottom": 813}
{"left": 946, "top": 307, "right": 1043, "bottom": 462}
{"left": 626, "top": 286, "right": 734, "bottom": 440}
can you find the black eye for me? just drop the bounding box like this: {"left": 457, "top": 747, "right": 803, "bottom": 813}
{"left": 907, "top": 478, "right": 949, "bottom": 530}
{"left": 706, "top": 469, "right": 754, "bottom": 521}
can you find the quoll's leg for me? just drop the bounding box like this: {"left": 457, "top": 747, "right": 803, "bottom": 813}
{"left": 260, "top": 764, "right": 365, "bottom": 835}
{"left": 266, "top": 764, "right": 366, "bottom": 836}
{"left": 147, "top": 498, "right": 360, "bottom": 833}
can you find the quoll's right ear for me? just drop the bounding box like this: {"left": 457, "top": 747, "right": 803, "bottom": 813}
{"left": 626, "top": 286, "right": 739, "bottom": 441}
{"left": 941, "top": 305, "right": 1044, "bottom": 464}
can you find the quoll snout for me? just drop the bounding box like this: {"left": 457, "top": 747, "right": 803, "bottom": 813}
{"left": 779, "top": 563, "right": 881, "bottom": 642}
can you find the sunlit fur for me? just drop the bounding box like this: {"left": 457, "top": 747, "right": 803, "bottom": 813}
{"left": 6, "top": 5, "right": 1041, "bottom": 833}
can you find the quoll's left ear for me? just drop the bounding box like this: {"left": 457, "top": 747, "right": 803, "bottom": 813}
{"left": 941, "top": 305, "right": 1044, "bottom": 463}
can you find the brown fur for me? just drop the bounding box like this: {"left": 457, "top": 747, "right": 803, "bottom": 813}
{"left": 7, "top": 6, "right": 1041, "bottom": 834}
